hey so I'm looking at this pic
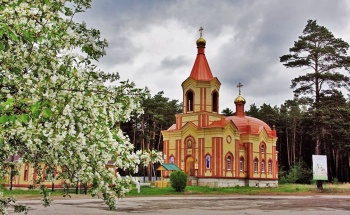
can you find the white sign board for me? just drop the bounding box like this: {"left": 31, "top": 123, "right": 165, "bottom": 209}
{"left": 312, "top": 155, "right": 328, "bottom": 181}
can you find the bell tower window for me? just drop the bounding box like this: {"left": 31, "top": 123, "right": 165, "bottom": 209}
{"left": 212, "top": 91, "right": 218, "bottom": 113}
{"left": 186, "top": 91, "right": 194, "bottom": 112}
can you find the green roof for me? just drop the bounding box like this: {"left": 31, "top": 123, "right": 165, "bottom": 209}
{"left": 159, "top": 163, "right": 181, "bottom": 171}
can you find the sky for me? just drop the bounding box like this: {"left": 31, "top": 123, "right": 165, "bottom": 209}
{"left": 74, "top": 0, "right": 350, "bottom": 111}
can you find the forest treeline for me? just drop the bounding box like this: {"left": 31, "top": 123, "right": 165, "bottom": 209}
{"left": 245, "top": 96, "right": 350, "bottom": 182}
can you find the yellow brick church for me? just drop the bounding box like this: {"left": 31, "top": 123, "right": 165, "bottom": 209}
{"left": 161, "top": 29, "right": 278, "bottom": 187}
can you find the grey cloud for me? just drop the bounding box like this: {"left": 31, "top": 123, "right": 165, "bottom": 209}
{"left": 159, "top": 55, "right": 191, "bottom": 71}
{"left": 99, "top": 37, "right": 141, "bottom": 66}
{"left": 74, "top": 0, "right": 350, "bottom": 108}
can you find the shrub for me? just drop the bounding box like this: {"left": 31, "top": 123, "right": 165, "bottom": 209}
{"left": 279, "top": 162, "right": 312, "bottom": 184}
{"left": 170, "top": 171, "right": 187, "bottom": 192}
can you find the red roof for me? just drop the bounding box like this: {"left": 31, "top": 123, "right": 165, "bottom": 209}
{"left": 167, "top": 124, "right": 176, "bottom": 131}
{"left": 208, "top": 120, "right": 228, "bottom": 127}
{"left": 226, "top": 115, "right": 273, "bottom": 136}
{"left": 189, "top": 46, "right": 214, "bottom": 81}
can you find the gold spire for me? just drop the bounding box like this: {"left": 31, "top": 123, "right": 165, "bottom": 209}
{"left": 196, "top": 27, "right": 206, "bottom": 47}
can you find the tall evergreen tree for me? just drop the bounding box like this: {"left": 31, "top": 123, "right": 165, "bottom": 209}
{"left": 280, "top": 19, "right": 350, "bottom": 188}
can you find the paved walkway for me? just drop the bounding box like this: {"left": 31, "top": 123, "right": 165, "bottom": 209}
{"left": 12, "top": 195, "right": 350, "bottom": 215}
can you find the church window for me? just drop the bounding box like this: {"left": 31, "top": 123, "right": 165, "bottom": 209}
{"left": 239, "top": 157, "right": 244, "bottom": 172}
{"left": 170, "top": 156, "right": 175, "bottom": 164}
{"left": 261, "top": 144, "right": 265, "bottom": 153}
{"left": 23, "top": 163, "right": 29, "bottom": 181}
{"left": 227, "top": 155, "right": 232, "bottom": 171}
{"left": 186, "top": 91, "right": 194, "bottom": 112}
{"left": 205, "top": 155, "right": 211, "bottom": 169}
{"left": 212, "top": 91, "right": 218, "bottom": 113}
{"left": 268, "top": 160, "right": 272, "bottom": 173}
{"left": 254, "top": 158, "right": 259, "bottom": 172}
{"left": 261, "top": 160, "right": 265, "bottom": 173}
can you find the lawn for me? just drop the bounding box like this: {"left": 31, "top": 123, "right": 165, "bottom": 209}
{"left": 2, "top": 183, "right": 350, "bottom": 200}
{"left": 127, "top": 183, "right": 350, "bottom": 196}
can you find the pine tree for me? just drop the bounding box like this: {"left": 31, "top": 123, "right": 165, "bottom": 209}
{"left": 280, "top": 19, "right": 350, "bottom": 189}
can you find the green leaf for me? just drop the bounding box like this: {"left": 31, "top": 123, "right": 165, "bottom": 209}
{"left": 0, "top": 115, "right": 8, "bottom": 124}
{"left": 20, "top": 98, "right": 32, "bottom": 103}
{"left": 19, "top": 114, "right": 29, "bottom": 122}
{"left": 9, "top": 115, "right": 16, "bottom": 123}
{"left": 31, "top": 102, "right": 41, "bottom": 113}
{"left": 4, "top": 98, "right": 15, "bottom": 109}
{"left": 42, "top": 107, "right": 52, "bottom": 118}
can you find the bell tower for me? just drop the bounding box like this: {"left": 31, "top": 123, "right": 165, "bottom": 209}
{"left": 177, "top": 27, "right": 223, "bottom": 129}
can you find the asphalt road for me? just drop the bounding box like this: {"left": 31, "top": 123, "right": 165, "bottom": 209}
{"left": 12, "top": 195, "right": 350, "bottom": 215}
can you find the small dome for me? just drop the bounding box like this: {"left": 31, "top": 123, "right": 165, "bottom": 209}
{"left": 196, "top": 37, "right": 206, "bottom": 47}
{"left": 234, "top": 95, "right": 246, "bottom": 104}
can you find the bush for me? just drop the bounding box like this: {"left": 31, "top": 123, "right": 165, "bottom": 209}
{"left": 279, "top": 162, "right": 313, "bottom": 184}
{"left": 170, "top": 171, "right": 187, "bottom": 192}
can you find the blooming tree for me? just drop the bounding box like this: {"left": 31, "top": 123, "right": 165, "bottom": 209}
{"left": 0, "top": 0, "right": 163, "bottom": 213}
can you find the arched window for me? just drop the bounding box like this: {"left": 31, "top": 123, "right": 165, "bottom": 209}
{"left": 261, "top": 144, "right": 265, "bottom": 153}
{"left": 254, "top": 158, "right": 259, "bottom": 172}
{"left": 186, "top": 91, "right": 194, "bottom": 112}
{"left": 205, "top": 154, "right": 211, "bottom": 169}
{"left": 268, "top": 159, "right": 272, "bottom": 173}
{"left": 239, "top": 157, "right": 244, "bottom": 172}
{"left": 261, "top": 160, "right": 265, "bottom": 173}
{"left": 227, "top": 155, "right": 232, "bottom": 171}
{"left": 170, "top": 156, "right": 175, "bottom": 164}
{"left": 212, "top": 91, "right": 218, "bottom": 113}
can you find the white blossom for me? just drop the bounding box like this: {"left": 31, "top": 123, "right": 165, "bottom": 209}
{"left": 0, "top": 0, "right": 162, "bottom": 213}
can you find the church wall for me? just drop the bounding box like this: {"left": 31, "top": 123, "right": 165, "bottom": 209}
{"left": 199, "top": 138, "right": 205, "bottom": 176}
{"left": 213, "top": 137, "right": 223, "bottom": 177}
{"left": 162, "top": 130, "right": 277, "bottom": 181}
{"left": 162, "top": 125, "right": 278, "bottom": 181}
{"left": 197, "top": 178, "right": 278, "bottom": 188}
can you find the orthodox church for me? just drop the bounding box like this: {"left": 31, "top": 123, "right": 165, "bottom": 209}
{"left": 161, "top": 29, "right": 278, "bottom": 187}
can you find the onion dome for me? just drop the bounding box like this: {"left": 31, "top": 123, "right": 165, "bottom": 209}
{"left": 196, "top": 36, "right": 206, "bottom": 47}
{"left": 234, "top": 95, "right": 246, "bottom": 104}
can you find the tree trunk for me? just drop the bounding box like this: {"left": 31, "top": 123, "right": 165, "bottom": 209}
{"left": 286, "top": 122, "right": 291, "bottom": 168}
{"left": 133, "top": 116, "right": 137, "bottom": 146}
{"left": 157, "top": 124, "right": 163, "bottom": 151}
{"left": 292, "top": 118, "right": 296, "bottom": 165}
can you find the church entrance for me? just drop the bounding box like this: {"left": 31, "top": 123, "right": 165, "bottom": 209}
{"left": 185, "top": 156, "right": 195, "bottom": 176}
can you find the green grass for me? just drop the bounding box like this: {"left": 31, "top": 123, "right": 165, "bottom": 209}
{"left": 1, "top": 183, "right": 349, "bottom": 199}
{"left": 126, "top": 184, "right": 329, "bottom": 197}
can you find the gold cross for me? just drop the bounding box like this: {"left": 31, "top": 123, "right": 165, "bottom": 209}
{"left": 237, "top": 82, "right": 243, "bottom": 95}
{"left": 199, "top": 27, "right": 203, "bottom": 37}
